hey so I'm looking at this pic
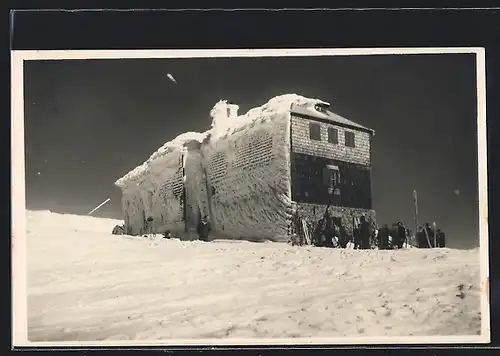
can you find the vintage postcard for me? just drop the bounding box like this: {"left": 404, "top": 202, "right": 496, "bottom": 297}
{"left": 11, "top": 48, "right": 490, "bottom": 346}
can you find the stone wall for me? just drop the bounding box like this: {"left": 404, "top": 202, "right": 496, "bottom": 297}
{"left": 290, "top": 114, "right": 371, "bottom": 166}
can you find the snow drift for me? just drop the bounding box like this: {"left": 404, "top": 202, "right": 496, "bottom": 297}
{"left": 26, "top": 210, "right": 483, "bottom": 342}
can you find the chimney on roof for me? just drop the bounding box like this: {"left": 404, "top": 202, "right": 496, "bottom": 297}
{"left": 228, "top": 103, "right": 239, "bottom": 119}
{"left": 210, "top": 100, "right": 240, "bottom": 135}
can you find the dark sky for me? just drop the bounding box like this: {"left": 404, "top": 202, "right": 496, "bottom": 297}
{"left": 23, "top": 54, "right": 479, "bottom": 248}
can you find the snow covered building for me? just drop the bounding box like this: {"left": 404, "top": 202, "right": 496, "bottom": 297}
{"left": 114, "top": 94, "right": 376, "bottom": 241}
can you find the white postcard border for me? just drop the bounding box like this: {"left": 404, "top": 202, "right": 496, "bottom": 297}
{"left": 11, "top": 47, "right": 490, "bottom": 347}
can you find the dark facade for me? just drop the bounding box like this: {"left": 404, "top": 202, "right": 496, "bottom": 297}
{"left": 289, "top": 106, "right": 375, "bottom": 234}
{"left": 291, "top": 153, "right": 372, "bottom": 209}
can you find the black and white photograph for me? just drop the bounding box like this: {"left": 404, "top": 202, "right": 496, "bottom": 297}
{"left": 11, "top": 48, "right": 489, "bottom": 346}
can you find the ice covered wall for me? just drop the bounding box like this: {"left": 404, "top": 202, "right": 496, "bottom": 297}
{"left": 119, "top": 151, "right": 185, "bottom": 235}
{"left": 201, "top": 110, "right": 293, "bottom": 241}
{"left": 183, "top": 141, "right": 211, "bottom": 234}
{"left": 116, "top": 132, "right": 208, "bottom": 236}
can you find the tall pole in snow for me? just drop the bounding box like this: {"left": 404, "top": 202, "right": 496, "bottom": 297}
{"left": 88, "top": 198, "right": 111, "bottom": 216}
{"left": 433, "top": 221, "right": 437, "bottom": 248}
{"left": 413, "top": 190, "right": 419, "bottom": 239}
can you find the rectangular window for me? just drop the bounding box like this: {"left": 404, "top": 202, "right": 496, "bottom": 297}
{"left": 309, "top": 122, "right": 321, "bottom": 141}
{"left": 323, "top": 165, "right": 340, "bottom": 188}
{"left": 345, "top": 131, "right": 356, "bottom": 147}
{"left": 328, "top": 127, "right": 338, "bottom": 144}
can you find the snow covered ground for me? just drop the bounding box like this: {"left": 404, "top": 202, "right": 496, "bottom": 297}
{"left": 25, "top": 210, "right": 484, "bottom": 344}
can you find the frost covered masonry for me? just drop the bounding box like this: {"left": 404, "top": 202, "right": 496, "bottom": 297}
{"left": 114, "top": 94, "right": 376, "bottom": 241}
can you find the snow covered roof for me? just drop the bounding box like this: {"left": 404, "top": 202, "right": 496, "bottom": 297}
{"left": 114, "top": 131, "right": 208, "bottom": 188}
{"left": 114, "top": 94, "right": 374, "bottom": 189}
{"left": 290, "top": 103, "right": 375, "bottom": 134}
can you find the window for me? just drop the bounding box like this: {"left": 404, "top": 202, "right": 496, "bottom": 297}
{"left": 309, "top": 123, "right": 321, "bottom": 141}
{"left": 345, "top": 131, "right": 356, "bottom": 147}
{"left": 328, "top": 127, "right": 338, "bottom": 144}
{"left": 331, "top": 167, "right": 340, "bottom": 186}
{"left": 322, "top": 165, "right": 340, "bottom": 188}
{"left": 315, "top": 103, "right": 328, "bottom": 113}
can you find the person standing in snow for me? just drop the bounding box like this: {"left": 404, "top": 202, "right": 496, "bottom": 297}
{"left": 397, "top": 222, "right": 407, "bottom": 249}
{"left": 424, "top": 222, "right": 435, "bottom": 248}
{"left": 338, "top": 223, "right": 349, "bottom": 248}
{"left": 146, "top": 216, "right": 155, "bottom": 237}
{"left": 197, "top": 215, "right": 212, "bottom": 242}
{"left": 377, "top": 224, "right": 390, "bottom": 250}
{"left": 406, "top": 228, "right": 412, "bottom": 245}
{"left": 390, "top": 223, "right": 400, "bottom": 249}
{"left": 416, "top": 226, "right": 428, "bottom": 248}
{"left": 436, "top": 229, "right": 446, "bottom": 248}
{"left": 353, "top": 224, "right": 361, "bottom": 249}
{"left": 331, "top": 222, "right": 342, "bottom": 248}
{"left": 359, "top": 216, "right": 371, "bottom": 249}
{"left": 313, "top": 218, "right": 326, "bottom": 247}
{"left": 323, "top": 214, "right": 337, "bottom": 248}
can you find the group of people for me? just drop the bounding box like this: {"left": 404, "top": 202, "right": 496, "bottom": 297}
{"left": 414, "top": 222, "right": 446, "bottom": 248}
{"left": 309, "top": 205, "right": 374, "bottom": 249}
{"left": 311, "top": 214, "right": 347, "bottom": 248}
{"left": 377, "top": 222, "right": 446, "bottom": 249}
{"left": 301, "top": 205, "right": 447, "bottom": 250}
{"left": 141, "top": 211, "right": 446, "bottom": 249}
{"left": 376, "top": 222, "right": 408, "bottom": 250}
{"left": 352, "top": 215, "right": 373, "bottom": 249}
